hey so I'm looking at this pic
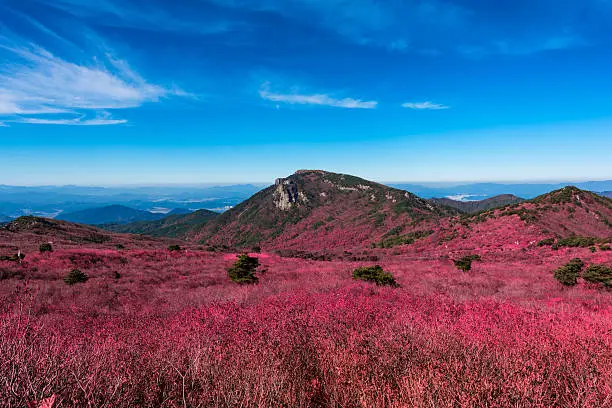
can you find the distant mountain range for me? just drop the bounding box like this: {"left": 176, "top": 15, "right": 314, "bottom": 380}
{"left": 0, "top": 184, "right": 264, "bottom": 219}
{"left": 389, "top": 181, "right": 612, "bottom": 200}
{"left": 431, "top": 194, "right": 525, "bottom": 213}
{"left": 57, "top": 205, "right": 193, "bottom": 225}
{"left": 56, "top": 191, "right": 528, "bottom": 240}
{"left": 194, "top": 172, "right": 612, "bottom": 251}
{"left": 3, "top": 171, "right": 612, "bottom": 257}
{"left": 1, "top": 181, "right": 610, "bottom": 220}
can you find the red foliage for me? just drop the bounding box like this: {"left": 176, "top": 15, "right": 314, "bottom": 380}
{"left": 1, "top": 240, "right": 611, "bottom": 407}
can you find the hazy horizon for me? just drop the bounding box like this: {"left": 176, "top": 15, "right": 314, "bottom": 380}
{"left": 2, "top": 175, "right": 612, "bottom": 189}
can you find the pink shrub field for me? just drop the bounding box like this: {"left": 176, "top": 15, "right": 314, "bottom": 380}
{"left": 1, "top": 245, "right": 610, "bottom": 407}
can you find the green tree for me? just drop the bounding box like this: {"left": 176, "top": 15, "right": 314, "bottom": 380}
{"left": 553, "top": 258, "right": 584, "bottom": 286}
{"left": 39, "top": 243, "right": 53, "bottom": 253}
{"left": 454, "top": 255, "right": 482, "bottom": 272}
{"left": 352, "top": 265, "right": 399, "bottom": 287}
{"left": 64, "top": 269, "right": 89, "bottom": 286}
{"left": 583, "top": 264, "right": 612, "bottom": 287}
{"left": 228, "top": 254, "right": 260, "bottom": 284}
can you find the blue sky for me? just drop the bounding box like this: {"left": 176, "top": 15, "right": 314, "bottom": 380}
{"left": 1, "top": 0, "right": 612, "bottom": 185}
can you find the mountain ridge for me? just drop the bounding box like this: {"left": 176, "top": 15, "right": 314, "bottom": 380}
{"left": 0, "top": 215, "right": 181, "bottom": 253}
{"left": 433, "top": 186, "right": 612, "bottom": 253}
{"left": 431, "top": 194, "right": 524, "bottom": 213}
{"left": 102, "top": 209, "right": 218, "bottom": 238}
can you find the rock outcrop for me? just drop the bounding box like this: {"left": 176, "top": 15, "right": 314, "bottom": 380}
{"left": 274, "top": 178, "right": 300, "bottom": 210}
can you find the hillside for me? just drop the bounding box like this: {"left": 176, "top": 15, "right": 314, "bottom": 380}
{"left": 199, "top": 170, "right": 459, "bottom": 251}
{"left": 429, "top": 186, "right": 612, "bottom": 254}
{"left": 103, "top": 209, "right": 218, "bottom": 238}
{"left": 0, "top": 216, "right": 179, "bottom": 254}
{"left": 56, "top": 205, "right": 168, "bottom": 225}
{"left": 431, "top": 194, "right": 524, "bottom": 213}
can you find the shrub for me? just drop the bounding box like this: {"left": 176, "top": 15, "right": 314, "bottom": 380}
{"left": 39, "top": 243, "right": 53, "bottom": 253}
{"left": 583, "top": 264, "right": 612, "bottom": 287}
{"left": 168, "top": 245, "right": 182, "bottom": 251}
{"left": 553, "top": 258, "right": 584, "bottom": 286}
{"left": 352, "top": 265, "right": 398, "bottom": 287}
{"left": 557, "top": 236, "right": 596, "bottom": 248}
{"left": 251, "top": 246, "right": 261, "bottom": 253}
{"left": 589, "top": 246, "right": 597, "bottom": 253}
{"left": 599, "top": 244, "right": 611, "bottom": 251}
{"left": 378, "top": 230, "right": 433, "bottom": 248}
{"left": 454, "top": 255, "right": 481, "bottom": 272}
{"left": 115, "top": 244, "right": 125, "bottom": 250}
{"left": 228, "top": 254, "right": 260, "bottom": 284}
{"left": 0, "top": 252, "right": 25, "bottom": 262}
{"left": 0, "top": 267, "right": 25, "bottom": 280}
{"left": 537, "top": 238, "right": 555, "bottom": 247}
{"left": 373, "top": 213, "right": 385, "bottom": 227}
{"left": 81, "top": 234, "right": 111, "bottom": 244}
{"left": 312, "top": 221, "right": 325, "bottom": 230}
{"left": 64, "top": 269, "right": 89, "bottom": 286}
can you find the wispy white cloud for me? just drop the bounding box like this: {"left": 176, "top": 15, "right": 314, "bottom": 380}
{"left": 16, "top": 117, "right": 127, "bottom": 126}
{"left": 259, "top": 82, "right": 377, "bottom": 109}
{"left": 0, "top": 38, "right": 188, "bottom": 125}
{"left": 14, "top": 111, "right": 127, "bottom": 126}
{"left": 402, "top": 101, "right": 449, "bottom": 110}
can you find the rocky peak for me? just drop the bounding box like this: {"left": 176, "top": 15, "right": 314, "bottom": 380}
{"left": 274, "top": 178, "right": 300, "bottom": 210}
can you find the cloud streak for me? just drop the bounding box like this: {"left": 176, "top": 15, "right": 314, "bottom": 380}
{"left": 260, "top": 83, "right": 377, "bottom": 109}
{"left": 0, "top": 37, "right": 187, "bottom": 125}
{"left": 402, "top": 101, "right": 449, "bottom": 110}
{"left": 15, "top": 111, "right": 128, "bottom": 126}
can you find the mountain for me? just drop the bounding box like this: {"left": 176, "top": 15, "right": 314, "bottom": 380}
{"left": 431, "top": 194, "right": 525, "bottom": 213}
{"left": 56, "top": 205, "right": 167, "bottom": 225}
{"left": 522, "top": 187, "right": 612, "bottom": 237}
{"left": 435, "top": 186, "right": 612, "bottom": 253}
{"left": 199, "top": 170, "right": 459, "bottom": 251}
{"left": 103, "top": 209, "right": 218, "bottom": 238}
{"left": 600, "top": 191, "right": 612, "bottom": 199}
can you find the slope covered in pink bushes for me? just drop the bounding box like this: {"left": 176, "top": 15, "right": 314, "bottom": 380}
{"left": 1, "top": 240, "right": 610, "bottom": 407}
